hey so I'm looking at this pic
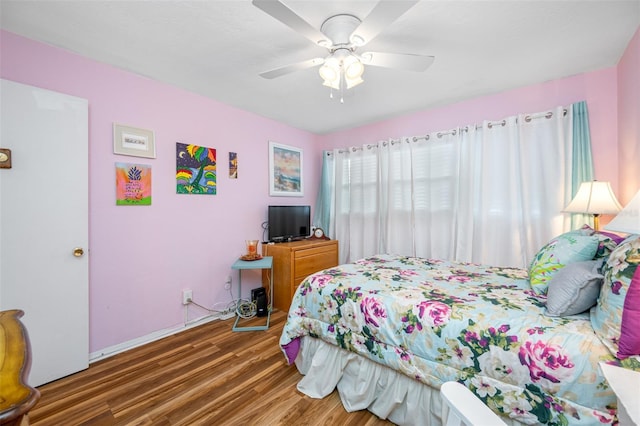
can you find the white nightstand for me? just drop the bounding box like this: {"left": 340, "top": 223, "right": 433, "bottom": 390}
{"left": 599, "top": 362, "right": 640, "bottom": 426}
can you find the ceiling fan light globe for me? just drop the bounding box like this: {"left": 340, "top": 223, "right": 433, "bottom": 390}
{"left": 319, "top": 63, "right": 338, "bottom": 82}
{"left": 344, "top": 57, "right": 364, "bottom": 80}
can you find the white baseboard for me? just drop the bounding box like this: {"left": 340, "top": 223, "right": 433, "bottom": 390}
{"left": 89, "top": 311, "right": 234, "bottom": 363}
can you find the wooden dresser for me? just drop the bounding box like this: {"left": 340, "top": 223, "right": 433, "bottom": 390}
{"left": 262, "top": 239, "right": 339, "bottom": 312}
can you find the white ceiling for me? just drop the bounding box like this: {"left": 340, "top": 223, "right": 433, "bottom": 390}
{"left": 1, "top": 1, "right": 638, "bottom": 134}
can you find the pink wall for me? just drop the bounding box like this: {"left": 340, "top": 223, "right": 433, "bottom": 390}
{"left": 318, "top": 68, "right": 620, "bottom": 192}
{"left": 1, "top": 26, "right": 634, "bottom": 355}
{"left": 1, "top": 30, "right": 322, "bottom": 353}
{"left": 617, "top": 27, "right": 640, "bottom": 205}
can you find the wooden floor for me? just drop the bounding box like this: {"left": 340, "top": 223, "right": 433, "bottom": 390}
{"left": 29, "top": 310, "right": 392, "bottom": 425}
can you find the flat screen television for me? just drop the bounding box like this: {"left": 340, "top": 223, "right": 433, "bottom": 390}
{"left": 268, "top": 205, "right": 310, "bottom": 242}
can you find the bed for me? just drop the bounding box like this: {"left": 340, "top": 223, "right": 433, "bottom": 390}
{"left": 279, "top": 228, "right": 640, "bottom": 425}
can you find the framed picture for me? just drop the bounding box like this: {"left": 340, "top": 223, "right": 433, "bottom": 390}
{"left": 115, "top": 162, "right": 152, "bottom": 205}
{"left": 113, "top": 123, "right": 156, "bottom": 158}
{"left": 229, "top": 152, "right": 238, "bottom": 179}
{"left": 176, "top": 142, "right": 217, "bottom": 195}
{"left": 269, "top": 141, "right": 303, "bottom": 197}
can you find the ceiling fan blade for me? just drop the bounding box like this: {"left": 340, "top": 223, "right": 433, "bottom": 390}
{"left": 361, "top": 52, "right": 434, "bottom": 72}
{"left": 252, "top": 0, "right": 330, "bottom": 46}
{"left": 350, "top": 1, "right": 419, "bottom": 46}
{"left": 259, "top": 57, "right": 324, "bottom": 79}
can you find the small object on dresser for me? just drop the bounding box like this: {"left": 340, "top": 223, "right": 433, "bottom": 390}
{"left": 309, "top": 227, "right": 329, "bottom": 240}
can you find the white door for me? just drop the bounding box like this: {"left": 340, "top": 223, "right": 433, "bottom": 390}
{"left": 0, "top": 79, "right": 89, "bottom": 386}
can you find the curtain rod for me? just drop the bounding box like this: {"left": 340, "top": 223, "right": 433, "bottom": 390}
{"left": 412, "top": 108, "right": 567, "bottom": 142}
{"left": 327, "top": 108, "right": 568, "bottom": 155}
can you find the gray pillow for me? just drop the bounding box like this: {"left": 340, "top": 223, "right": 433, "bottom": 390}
{"left": 545, "top": 259, "right": 604, "bottom": 317}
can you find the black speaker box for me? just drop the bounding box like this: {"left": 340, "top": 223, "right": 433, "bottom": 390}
{"left": 251, "top": 287, "right": 267, "bottom": 317}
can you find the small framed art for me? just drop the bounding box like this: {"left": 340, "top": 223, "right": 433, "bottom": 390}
{"left": 229, "top": 152, "right": 238, "bottom": 179}
{"left": 113, "top": 123, "right": 156, "bottom": 158}
{"left": 115, "top": 162, "right": 152, "bottom": 205}
{"left": 269, "top": 141, "right": 303, "bottom": 197}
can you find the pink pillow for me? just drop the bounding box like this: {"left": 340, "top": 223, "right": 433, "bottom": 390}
{"left": 619, "top": 268, "right": 640, "bottom": 357}
{"left": 590, "top": 234, "right": 640, "bottom": 359}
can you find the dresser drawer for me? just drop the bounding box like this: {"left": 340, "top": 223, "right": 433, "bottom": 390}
{"left": 294, "top": 246, "right": 337, "bottom": 279}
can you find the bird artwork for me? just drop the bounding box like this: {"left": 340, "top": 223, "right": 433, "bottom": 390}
{"left": 176, "top": 142, "right": 217, "bottom": 195}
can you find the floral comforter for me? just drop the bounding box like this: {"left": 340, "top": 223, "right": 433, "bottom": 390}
{"left": 280, "top": 255, "right": 620, "bottom": 425}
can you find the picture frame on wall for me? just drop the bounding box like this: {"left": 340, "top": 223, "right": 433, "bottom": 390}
{"left": 113, "top": 123, "right": 156, "bottom": 158}
{"left": 269, "top": 141, "right": 303, "bottom": 197}
{"left": 115, "top": 162, "right": 152, "bottom": 205}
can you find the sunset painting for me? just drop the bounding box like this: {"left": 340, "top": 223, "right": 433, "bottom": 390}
{"left": 269, "top": 141, "right": 303, "bottom": 197}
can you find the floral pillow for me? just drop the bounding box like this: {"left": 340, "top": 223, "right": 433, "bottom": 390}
{"left": 529, "top": 233, "right": 600, "bottom": 295}
{"left": 590, "top": 234, "right": 640, "bottom": 359}
{"left": 570, "top": 224, "right": 625, "bottom": 259}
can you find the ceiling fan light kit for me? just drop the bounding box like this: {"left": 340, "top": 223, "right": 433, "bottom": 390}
{"left": 319, "top": 49, "right": 365, "bottom": 95}
{"left": 253, "top": 0, "right": 434, "bottom": 102}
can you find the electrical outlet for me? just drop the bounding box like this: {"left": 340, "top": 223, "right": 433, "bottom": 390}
{"left": 182, "top": 289, "right": 192, "bottom": 305}
{"left": 224, "top": 275, "right": 232, "bottom": 290}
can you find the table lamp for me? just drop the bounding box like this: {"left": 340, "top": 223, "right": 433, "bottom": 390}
{"left": 564, "top": 181, "right": 622, "bottom": 231}
{"left": 604, "top": 189, "right": 640, "bottom": 234}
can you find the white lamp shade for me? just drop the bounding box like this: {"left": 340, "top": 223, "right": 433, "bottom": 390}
{"left": 605, "top": 189, "right": 640, "bottom": 234}
{"left": 564, "top": 181, "right": 622, "bottom": 214}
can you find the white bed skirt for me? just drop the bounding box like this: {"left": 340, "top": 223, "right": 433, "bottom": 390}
{"left": 294, "top": 337, "right": 522, "bottom": 426}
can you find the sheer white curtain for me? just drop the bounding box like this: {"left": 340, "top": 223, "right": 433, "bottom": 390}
{"left": 454, "top": 107, "right": 573, "bottom": 267}
{"left": 331, "top": 144, "right": 382, "bottom": 262}
{"left": 327, "top": 106, "right": 573, "bottom": 267}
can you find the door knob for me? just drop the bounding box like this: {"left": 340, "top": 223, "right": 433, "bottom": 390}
{"left": 73, "top": 247, "right": 84, "bottom": 257}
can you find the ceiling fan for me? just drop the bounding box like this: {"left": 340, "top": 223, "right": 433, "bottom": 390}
{"left": 252, "top": 0, "right": 434, "bottom": 100}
